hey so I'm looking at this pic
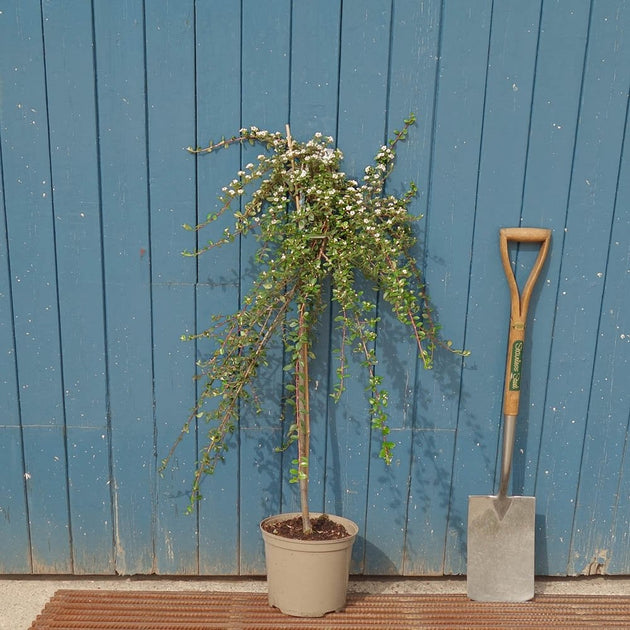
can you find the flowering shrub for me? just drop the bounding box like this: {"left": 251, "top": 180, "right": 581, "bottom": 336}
{"left": 162, "top": 115, "right": 467, "bottom": 529}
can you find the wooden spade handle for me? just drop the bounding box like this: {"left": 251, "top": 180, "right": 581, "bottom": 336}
{"left": 500, "top": 227, "right": 551, "bottom": 416}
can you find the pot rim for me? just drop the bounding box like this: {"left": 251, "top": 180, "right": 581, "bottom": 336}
{"left": 260, "top": 512, "right": 359, "bottom": 544}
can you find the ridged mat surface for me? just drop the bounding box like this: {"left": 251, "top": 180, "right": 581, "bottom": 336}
{"left": 28, "top": 590, "right": 630, "bottom": 629}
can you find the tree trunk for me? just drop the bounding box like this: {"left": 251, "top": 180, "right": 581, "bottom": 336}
{"left": 296, "top": 302, "right": 312, "bottom": 535}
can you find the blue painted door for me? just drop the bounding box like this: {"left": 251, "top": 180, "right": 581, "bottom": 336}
{"left": 1, "top": 0, "right": 628, "bottom": 576}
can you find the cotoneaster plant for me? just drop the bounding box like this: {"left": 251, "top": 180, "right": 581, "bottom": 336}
{"left": 161, "top": 115, "right": 468, "bottom": 535}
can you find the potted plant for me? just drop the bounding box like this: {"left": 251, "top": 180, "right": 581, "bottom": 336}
{"left": 161, "top": 115, "right": 466, "bottom": 616}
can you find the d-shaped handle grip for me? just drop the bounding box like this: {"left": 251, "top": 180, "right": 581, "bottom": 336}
{"left": 500, "top": 227, "right": 551, "bottom": 416}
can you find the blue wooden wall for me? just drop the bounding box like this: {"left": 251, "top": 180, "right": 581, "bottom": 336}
{"left": 1, "top": 0, "right": 629, "bottom": 577}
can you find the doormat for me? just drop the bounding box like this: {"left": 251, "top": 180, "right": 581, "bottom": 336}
{"left": 28, "top": 589, "right": 630, "bottom": 629}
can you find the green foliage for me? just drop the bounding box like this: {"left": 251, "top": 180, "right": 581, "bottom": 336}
{"left": 160, "top": 115, "right": 468, "bottom": 513}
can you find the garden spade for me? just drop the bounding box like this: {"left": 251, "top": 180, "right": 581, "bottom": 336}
{"left": 467, "top": 227, "right": 551, "bottom": 602}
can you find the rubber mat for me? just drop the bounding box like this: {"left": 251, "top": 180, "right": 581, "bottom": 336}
{"left": 28, "top": 589, "right": 630, "bottom": 629}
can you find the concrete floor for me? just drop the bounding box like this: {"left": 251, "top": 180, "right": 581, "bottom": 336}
{"left": 4, "top": 574, "right": 629, "bottom": 630}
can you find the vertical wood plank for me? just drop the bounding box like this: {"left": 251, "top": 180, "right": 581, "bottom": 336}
{"left": 195, "top": 285, "right": 241, "bottom": 575}
{"left": 444, "top": 0, "right": 543, "bottom": 575}
{"left": 0, "top": 427, "right": 31, "bottom": 573}
{"left": 0, "top": 5, "right": 64, "bottom": 422}
{"left": 194, "top": 0, "right": 243, "bottom": 576}
{"left": 569, "top": 203, "right": 630, "bottom": 574}
{"left": 0, "top": 136, "right": 31, "bottom": 572}
{"left": 146, "top": 0, "right": 197, "bottom": 285}
{"left": 519, "top": 0, "right": 591, "bottom": 574}
{"left": 330, "top": 0, "right": 392, "bottom": 574}
{"left": 403, "top": 0, "right": 493, "bottom": 575}
{"left": 93, "top": 0, "right": 155, "bottom": 575}
{"left": 607, "top": 134, "right": 630, "bottom": 575}
{"left": 238, "top": 0, "right": 291, "bottom": 575}
{"left": 153, "top": 284, "right": 199, "bottom": 574}
{"left": 365, "top": 0, "right": 443, "bottom": 575}
{"left": 40, "top": 0, "right": 114, "bottom": 574}
{"left": 610, "top": 404, "right": 630, "bottom": 573}
{"left": 41, "top": 0, "right": 107, "bottom": 432}
{"left": 535, "top": 1, "right": 630, "bottom": 574}
{"left": 145, "top": 0, "right": 199, "bottom": 576}
{"left": 568, "top": 64, "right": 630, "bottom": 575}
{"left": 194, "top": 2, "right": 242, "bottom": 285}
{"left": 0, "top": 0, "right": 72, "bottom": 573}
{"left": 65, "top": 428, "right": 115, "bottom": 574}
{"left": 288, "top": 0, "right": 341, "bottom": 138}
{"left": 405, "top": 430, "right": 457, "bottom": 575}
{"left": 422, "top": 3, "right": 491, "bottom": 572}
{"left": 22, "top": 426, "right": 73, "bottom": 573}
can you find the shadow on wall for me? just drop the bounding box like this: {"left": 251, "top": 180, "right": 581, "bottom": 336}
{"left": 354, "top": 536, "right": 398, "bottom": 576}
{"left": 536, "top": 512, "right": 549, "bottom": 575}
{"left": 378, "top": 290, "right": 474, "bottom": 573}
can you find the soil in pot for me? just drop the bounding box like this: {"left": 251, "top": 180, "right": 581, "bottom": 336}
{"left": 261, "top": 514, "right": 350, "bottom": 541}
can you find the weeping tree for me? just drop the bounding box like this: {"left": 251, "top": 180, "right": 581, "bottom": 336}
{"left": 161, "top": 115, "right": 467, "bottom": 534}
